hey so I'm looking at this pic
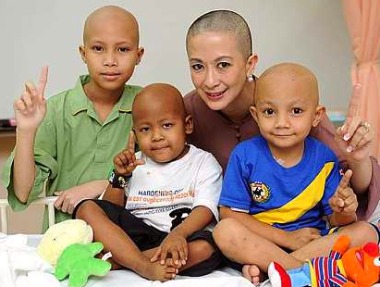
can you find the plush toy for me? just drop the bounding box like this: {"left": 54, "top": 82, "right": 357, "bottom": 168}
{"left": 268, "top": 235, "right": 380, "bottom": 287}
{"left": 55, "top": 242, "right": 111, "bottom": 287}
{"left": 37, "top": 219, "right": 93, "bottom": 266}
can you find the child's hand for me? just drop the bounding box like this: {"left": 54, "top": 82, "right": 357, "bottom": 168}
{"left": 329, "top": 169, "right": 358, "bottom": 215}
{"left": 13, "top": 66, "right": 48, "bottom": 131}
{"left": 285, "top": 227, "right": 321, "bottom": 251}
{"left": 334, "top": 84, "right": 374, "bottom": 162}
{"left": 150, "top": 231, "right": 188, "bottom": 268}
{"left": 113, "top": 131, "right": 144, "bottom": 175}
{"left": 53, "top": 180, "right": 107, "bottom": 214}
{"left": 54, "top": 187, "right": 83, "bottom": 214}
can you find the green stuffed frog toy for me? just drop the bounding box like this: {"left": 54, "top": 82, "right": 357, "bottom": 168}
{"left": 54, "top": 242, "right": 112, "bottom": 287}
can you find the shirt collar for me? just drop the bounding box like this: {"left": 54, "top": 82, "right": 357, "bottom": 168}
{"left": 70, "top": 75, "right": 90, "bottom": 116}
{"left": 69, "top": 75, "right": 134, "bottom": 117}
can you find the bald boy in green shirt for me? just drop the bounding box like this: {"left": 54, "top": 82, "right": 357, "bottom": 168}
{"left": 2, "top": 6, "right": 144, "bottom": 231}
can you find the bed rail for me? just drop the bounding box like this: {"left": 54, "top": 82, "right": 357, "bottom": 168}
{"left": 0, "top": 196, "right": 57, "bottom": 234}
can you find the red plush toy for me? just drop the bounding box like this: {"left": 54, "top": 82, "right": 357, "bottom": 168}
{"left": 268, "top": 235, "right": 380, "bottom": 287}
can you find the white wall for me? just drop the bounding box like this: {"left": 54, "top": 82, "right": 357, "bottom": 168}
{"left": 0, "top": 0, "right": 353, "bottom": 120}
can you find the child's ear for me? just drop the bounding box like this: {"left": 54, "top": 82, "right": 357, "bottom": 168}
{"left": 184, "top": 115, "right": 193, "bottom": 135}
{"left": 132, "top": 128, "right": 138, "bottom": 143}
{"left": 312, "top": 105, "right": 326, "bottom": 127}
{"left": 79, "top": 45, "right": 86, "bottom": 64}
{"left": 250, "top": 105, "right": 259, "bottom": 124}
{"left": 136, "top": 47, "right": 145, "bottom": 65}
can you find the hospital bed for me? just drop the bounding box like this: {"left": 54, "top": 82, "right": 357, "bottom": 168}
{"left": 0, "top": 197, "right": 261, "bottom": 287}
{"left": 3, "top": 197, "right": 379, "bottom": 287}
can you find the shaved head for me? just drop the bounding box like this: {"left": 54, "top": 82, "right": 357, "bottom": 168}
{"left": 83, "top": 5, "right": 139, "bottom": 44}
{"left": 132, "top": 83, "right": 187, "bottom": 122}
{"left": 186, "top": 10, "right": 252, "bottom": 59}
{"left": 256, "top": 63, "right": 319, "bottom": 104}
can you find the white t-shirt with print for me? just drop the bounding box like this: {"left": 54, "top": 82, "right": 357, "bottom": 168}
{"left": 124, "top": 144, "right": 222, "bottom": 233}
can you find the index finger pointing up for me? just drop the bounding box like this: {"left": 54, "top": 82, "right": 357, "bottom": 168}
{"left": 127, "top": 130, "right": 136, "bottom": 153}
{"left": 37, "top": 66, "right": 48, "bottom": 99}
{"left": 337, "top": 169, "right": 353, "bottom": 195}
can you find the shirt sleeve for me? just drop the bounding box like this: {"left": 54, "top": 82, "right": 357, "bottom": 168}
{"left": 219, "top": 146, "right": 252, "bottom": 212}
{"left": 1, "top": 110, "right": 58, "bottom": 211}
{"left": 311, "top": 114, "right": 380, "bottom": 220}
{"left": 192, "top": 153, "right": 223, "bottom": 221}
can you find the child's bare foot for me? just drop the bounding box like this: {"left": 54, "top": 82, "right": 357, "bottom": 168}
{"left": 242, "top": 264, "right": 261, "bottom": 286}
{"left": 140, "top": 261, "right": 178, "bottom": 282}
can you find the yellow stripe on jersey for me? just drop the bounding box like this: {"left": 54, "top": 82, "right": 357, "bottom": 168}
{"left": 253, "top": 162, "right": 335, "bottom": 225}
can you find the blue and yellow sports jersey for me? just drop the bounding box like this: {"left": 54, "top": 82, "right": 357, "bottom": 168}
{"left": 219, "top": 136, "right": 342, "bottom": 234}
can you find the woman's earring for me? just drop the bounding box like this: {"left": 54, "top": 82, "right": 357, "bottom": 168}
{"left": 247, "top": 74, "right": 254, "bottom": 82}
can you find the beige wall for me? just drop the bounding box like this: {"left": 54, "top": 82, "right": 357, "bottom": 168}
{"left": 1, "top": 0, "right": 351, "bottom": 120}
{"left": 0, "top": 133, "right": 43, "bottom": 234}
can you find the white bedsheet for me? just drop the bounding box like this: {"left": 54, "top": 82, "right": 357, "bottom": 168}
{"left": 74, "top": 268, "right": 256, "bottom": 287}
{"left": 24, "top": 235, "right": 258, "bottom": 287}
{"left": 26, "top": 233, "right": 380, "bottom": 287}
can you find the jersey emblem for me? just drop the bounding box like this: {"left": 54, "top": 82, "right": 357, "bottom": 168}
{"left": 250, "top": 181, "right": 270, "bottom": 203}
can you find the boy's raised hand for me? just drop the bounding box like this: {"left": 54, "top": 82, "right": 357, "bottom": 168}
{"left": 329, "top": 169, "right": 358, "bottom": 215}
{"left": 13, "top": 66, "right": 48, "bottom": 130}
{"left": 113, "top": 131, "right": 144, "bottom": 175}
